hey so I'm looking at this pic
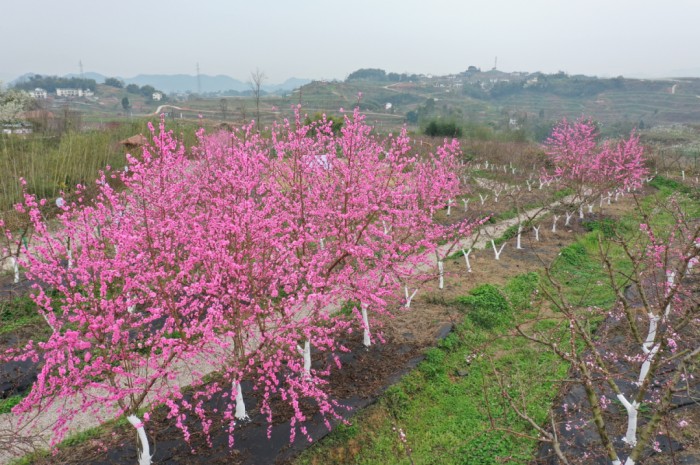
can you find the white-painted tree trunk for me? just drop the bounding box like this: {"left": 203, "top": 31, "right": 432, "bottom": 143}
{"left": 462, "top": 198, "right": 470, "bottom": 212}
{"left": 579, "top": 205, "right": 584, "bottom": 219}
{"left": 404, "top": 286, "right": 418, "bottom": 308}
{"left": 127, "top": 414, "right": 152, "bottom": 465}
{"left": 533, "top": 226, "right": 540, "bottom": 241}
{"left": 491, "top": 240, "right": 506, "bottom": 260}
{"left": 361, "top": 303, "right": 371, "bottom": 347}
{"left": 526, "top": 180, "right": 532, "bottom": 191}
{"left": 127, "top": 293, "right": 136, "bottom": 314}
{"left": 438, "top": 260, "right": 444, "bottom": 289}
{"left": 297, "top": 340, "right": 311, "bottom": 377}
{"left": 382, "top": 220, "right": 392, "bottom": 235}
{"left": 588, "top": 204, "right": 594, "bottom": 214}
{"left": 552, "top": 215, "right": 559, "bottom": 233}
{"left": 11, "top": 256, "right": 19, "bottom": 284}
{"left": 565, "top": 212, "right": 573, "bottom": 226}
{"left": 479, "top": 194, "right": 488, "bottom": 205}
{"left": 681, "top": 170, "right": 685, "bottom": 180}
{"left": 462, "top": 248, "right": 472, "bottom": 272}
{"left": 234, "top": 381, "right": 248, "bottom": 420}
{"left": 664, "top": 271, "right": 675, "bottom": 316}
{"left": 446, "top": 199, "right": 453, "bottom": 216}
{"left": 516, "top": 225, "right": 523, "bottom": 249}
{"left": 319, "top": 238, "right": 325, "bottom": 250}
{"left": 616, "top": 394, "right": 640, "bottom": 446}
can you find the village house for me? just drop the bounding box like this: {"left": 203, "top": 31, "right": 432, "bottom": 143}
{"left": 55, "top": 88, "right": 94, "bottom": 98}
{"left": 29, "top": 88, "right": 48, "bottom": 99}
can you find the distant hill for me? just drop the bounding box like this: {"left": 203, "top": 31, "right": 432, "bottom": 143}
{"left": 11, "top": 72, "right": 310, "bottom": 94}
{"left": 123, "top": 74, "right": 310, "bottom": 94}
{"left": 123, "top": 74, "right": 246, "bottom": 93}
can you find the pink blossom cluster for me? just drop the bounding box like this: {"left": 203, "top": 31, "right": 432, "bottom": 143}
{"left": 543, "top": 118, "right": 648, "bottom": 200}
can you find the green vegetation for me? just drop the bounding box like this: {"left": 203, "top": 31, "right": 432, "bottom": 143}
{"left": 0, "top": 395, "right": 23, "bottom": 414}
{"left": 304, "top": 112, "right": 343, "bottom": 134}
{"left": 103, "top": 77, "right": 124, "bottom": 88}
{"left": 0, "top": 118, "right": 205, "bottom": 214}
{"left": 423, "top": 119, "right": 463, "bottom": 138}
{"left": 456, "top": 284, "right": 512, "bottom": 329}
{"left": 649, "top": 174, "right": 694, "bottom": 196}
{"left": 0, "top": 296, "right": 43, "bottom": 335}
{"left": 296, "top": 271, "right": 566, "bottom": 465}
{"left": 12, "top": 75, "right": 97, "bottom": 93}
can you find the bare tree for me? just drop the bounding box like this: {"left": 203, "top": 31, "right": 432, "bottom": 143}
{"left": 494, "top": 195, "right": 700, "bottom": 465}
{"left": 250, "top": 68, "right": 266, "bottom": 131}
{"left": 219, "top": 98, "right": 228, "bottom": 121}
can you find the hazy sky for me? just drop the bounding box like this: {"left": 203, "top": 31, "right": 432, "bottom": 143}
{"left": 3, "top": 0, "right": 699, "bottom": 84}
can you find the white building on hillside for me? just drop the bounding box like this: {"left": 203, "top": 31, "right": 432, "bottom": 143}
{"left": 56, "top": 88, "right": 92, "bottom": 97}
{"left": 30, "top": 88, "right": 48, "bottom": 99}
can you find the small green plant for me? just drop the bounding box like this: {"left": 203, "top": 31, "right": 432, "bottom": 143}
{"left": 419, "top": 347, "right": 447, "bottom": 380}
{"left": 582, "top": 218, "right": 623, "bottom": 238}
{"left": 558, "top": 242, "right": 587, "bottom": 267}
{"left": 339, "top": 299, "right": 361, "bottom": 317}
{"left": 456, "top": 284, "right": 512, "bottom": 329}
{"left": 457, "top": 432, "right": 531, "bottom": 465}
{"left": 384, "top": 385, "right": 411, "bottom": 418}
{"left": 424, "top": 119, "right": 463, "bottom": 138}
{"left": 503, "top": 272, "right": 539, "bottom": 311}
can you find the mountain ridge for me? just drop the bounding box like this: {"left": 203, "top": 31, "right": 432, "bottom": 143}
{"left": 9, "top": 72, "right": 311, "bottom": 94}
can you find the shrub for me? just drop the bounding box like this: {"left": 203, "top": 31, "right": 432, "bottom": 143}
{"left": 456, "top": 284, "right": 512, "bottom": 329}
{"left": 503, "top": 272, "right": 539, "bottom": 311}
{"left": 424, "top": 120, "right": 463, "bottom": 138}
{"left": 582, "top": 218, "right": 623, "bottom": 238}
{"left": 419, "top": 347, "right": 447, "bottom": 380}
{"left": 559, "top": 242, "right": 587, "bottom": 267}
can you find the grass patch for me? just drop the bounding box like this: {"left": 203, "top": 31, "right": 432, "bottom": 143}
{"left": 456, "top": 284, "right": 512, "bottom": 329}
{"left": 0, "top": 395, "right": 23, "bottom": 414}
{"left": 649, "top": 175, "right": 692, "bottom": 195}
{"left": 295, "top": 272, "right": 566, "bottom": 465}
{"left": 0, "top": 296, "right": 44, "bottom": 335}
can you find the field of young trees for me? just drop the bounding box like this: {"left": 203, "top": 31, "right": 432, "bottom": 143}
{"left": 0, "top": 104, "right": 698, "bottom": 465}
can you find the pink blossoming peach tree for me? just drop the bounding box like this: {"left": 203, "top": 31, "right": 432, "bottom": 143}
{"left": 1, "top": 108, "right": 482, "bottom": 464}
{"left": 541, "top": 118, "right": 648, "bottom": 218}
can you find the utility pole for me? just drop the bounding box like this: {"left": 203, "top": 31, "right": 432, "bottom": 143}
{"left": 79, "top": 60, "right": 84, "bottom": 78}
{"left": 196, "top": 62, "right": 202, "bottom": 95}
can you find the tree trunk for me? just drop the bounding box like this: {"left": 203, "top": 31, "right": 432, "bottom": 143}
{"left": 127, "top": 414, "right": 152, "bottom": 465}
